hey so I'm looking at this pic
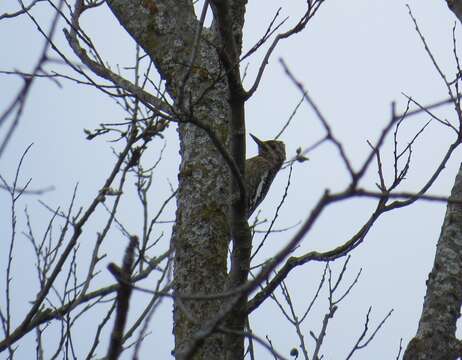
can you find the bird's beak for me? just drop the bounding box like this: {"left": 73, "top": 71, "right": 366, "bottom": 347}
{"left": 250, "top": 133, "right": 264, "bottom": 146}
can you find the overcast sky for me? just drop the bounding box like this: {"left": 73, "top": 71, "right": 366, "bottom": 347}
{"left": 1, "top": 1, "right": 461, "bottom": 359}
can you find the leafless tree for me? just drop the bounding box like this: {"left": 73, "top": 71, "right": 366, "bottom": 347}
{"left": 403, "top": 3, "right": 462, "bottom": 359}
{"left": 1, "top": 1, "right": 462, "bottom": 359}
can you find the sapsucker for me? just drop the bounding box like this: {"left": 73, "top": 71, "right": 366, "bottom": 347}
{"left": 245, "top": 134, "right": 286, "bottom": 217}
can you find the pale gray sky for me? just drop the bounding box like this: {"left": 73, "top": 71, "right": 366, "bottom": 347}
{"left": 1, "top": 1, "right": 461, "bottom": 359}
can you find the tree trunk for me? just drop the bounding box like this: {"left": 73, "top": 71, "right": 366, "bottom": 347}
{"left": 403, "top": 163, "right": 462, "bottom": 359}
{"left": 107, "top": 2, "right": 246, "bottom": 358}
{"left": 404, "top": 5, "right": 462, "bottom": 358}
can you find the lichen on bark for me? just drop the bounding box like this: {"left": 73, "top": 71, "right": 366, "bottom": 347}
{"left": 106, "top": 1, "right": 249, "bottom": 358}
{"left": 404, "top": 163, "right": 462, "bottom": 359}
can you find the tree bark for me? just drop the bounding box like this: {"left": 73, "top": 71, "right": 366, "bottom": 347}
{"left": 403, "top": 163, "right": 462, "bottom": 359}
{"left": 403, "top": 4, "right": 462, "bottom": 358}
{"left": 106, "top": 1, "right": 247, "bottom": 358}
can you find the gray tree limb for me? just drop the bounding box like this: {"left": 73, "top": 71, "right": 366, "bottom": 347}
{"left": 403, "top": 163, "right": 462, "bottom": 360}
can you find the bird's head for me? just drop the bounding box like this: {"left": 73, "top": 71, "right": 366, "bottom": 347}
{"left": 250, "top": 134, "right": 286, "bottom": 167}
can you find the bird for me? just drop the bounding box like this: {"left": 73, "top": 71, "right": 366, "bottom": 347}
{"left": 245, "top": 134, "right": 286, "bottom": 217}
